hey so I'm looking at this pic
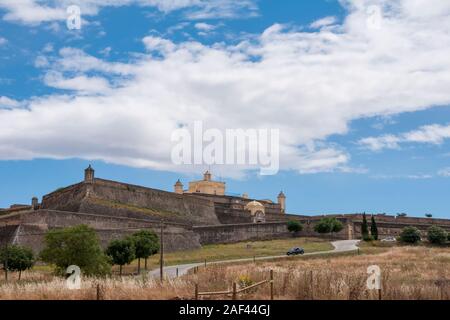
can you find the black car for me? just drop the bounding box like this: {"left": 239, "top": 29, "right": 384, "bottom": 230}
{"left": 286, "top": 247, "right": 304, "bottom": 255}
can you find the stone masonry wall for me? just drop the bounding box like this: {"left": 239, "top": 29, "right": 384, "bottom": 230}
{"left": 10, "top": 209, "right": 201, "bottom": 253}
{"left": 40, "top": 179, "right": 220, "bottom": 226}
{"left": 193, "top": 222, "right": 290, "bottom": 245}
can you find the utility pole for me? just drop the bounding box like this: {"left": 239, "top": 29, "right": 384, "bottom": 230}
{"left": 159, "top": 220, "right": 164, "bottom": 282}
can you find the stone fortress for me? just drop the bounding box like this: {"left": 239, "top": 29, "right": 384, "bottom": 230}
{"left": 1, "top": 166, "right": 450, "bottom": 253}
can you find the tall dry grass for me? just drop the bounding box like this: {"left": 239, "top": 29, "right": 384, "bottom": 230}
{"left": 0, "top": 246, "right": 448, "bottom": 300}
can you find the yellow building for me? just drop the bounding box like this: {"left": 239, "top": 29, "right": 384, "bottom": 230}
{"left": 183, "top": 171, "right": 226, "bottom": 196}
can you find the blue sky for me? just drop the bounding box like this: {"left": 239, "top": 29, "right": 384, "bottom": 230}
{"left": 1, "top": 0, "right": 450, "bottom": 218}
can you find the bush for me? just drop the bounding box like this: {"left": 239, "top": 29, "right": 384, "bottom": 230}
{"left": 40, "top": 225, "right": 111, "bottom": 276}
{"left": 287, "top": 220, "right": 303, "bottom": 234}
{"left": 314, "top": 217, "right": 344, "bottom": 236}
{"left": 399, "top": 226, "right": 421, "bottom": 244}
{"left": 362, "top": 234, "right": 373, "bottom": 241}
{"left": 427, "top": 226, "right": 447, "bottom": 245}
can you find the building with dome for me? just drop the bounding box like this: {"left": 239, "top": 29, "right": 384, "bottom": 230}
{"left": 1, "top": 166, "right": 450, "bottom": 253}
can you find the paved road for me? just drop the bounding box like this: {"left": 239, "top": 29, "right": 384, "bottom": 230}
{"left": 149, "top": 240, "right": 360, "bottom": 279}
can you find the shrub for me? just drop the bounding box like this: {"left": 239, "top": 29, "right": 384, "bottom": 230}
{"left": 287, "top": 220, "right": 303, "bottom": 234}
{"left": 427, "top": 226, "right": 447, "bottom": 245}
{"left": 399, "top": 226, "right": 421, "bottom": 244}
{"left": 314, "top": 217, "right": 344, "bottom": 236}
{"left": 40, "top": 225, "right": 111, "bottom": 276}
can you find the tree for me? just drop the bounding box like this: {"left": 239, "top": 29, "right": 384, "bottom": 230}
{"left": 397, "top": 213, "right": 407, "bottom": 217}
{"left": 106, "top": 238, "right": 135, "bottom": 276}
{"left": 399, "top": 226, "right": 421, "bottom": 244}
{"left": 314, "top": 217, "right": 344, "bottom": 238}
{"left": 361, "top": 213, "right": 370, "bottom": 241}
{"left": 129, "top": 230, "right": 159, "bottom": 273}
{"left": 0, "top": 245, "right": 34, "bottom": 281}
{"left": 370, "top": 215, "right": 379, "bottom": 240}
{"left": 40, "top": 225, "right": 111, "bottom": 276}
{"left": 425, "top": 213, "right": 433, "bottom": 218}
{"left": 287, "top": 220, "right": 303, "bottom": 236}
{"left": 427, "top": 226, "right": 447, "bottom": 245}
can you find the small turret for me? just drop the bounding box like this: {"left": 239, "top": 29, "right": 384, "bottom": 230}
{"left": 203, "top": 170, "right": 212, "bottom": 181}
{"left": 277, "top": 191, "right": 286, "bottom": 213}
{"left": 31, "top": 197, "right": 38, "bottom": 210}
{"left": 174, "top": 179, "right": 184, "bottom": 194}
{"left": 84, "top": 165, "right": 95, "bottom": 183}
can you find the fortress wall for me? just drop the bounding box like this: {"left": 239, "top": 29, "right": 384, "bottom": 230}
{"left": 41, "top": 182, "right": 86, "bottom": 212}
{"left": 352, "top": 220, "right": 450, "bottom": 239}
{"left": 88, "top": 179, "right": 220, "bottom": 225}
{"left": 13, "top": 210, "right": 201, "bottom": 253}
{"left": 193, "top": 222, "right": 290, "bottom": 245}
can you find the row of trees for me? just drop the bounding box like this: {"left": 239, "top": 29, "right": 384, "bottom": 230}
{"left": 361, "top": 212, "right": 378, "bottom": 241}
{"left": 399, "top": 225, "right": 450, "bottom": 245}
{"left": 105, "top": 230, "right": 159, "bottom": 275}
{"left": 288, "top": 214, "right": 449, "bottom": 245}
{"left": 287, "top": 217, "right": 344, "bottom": 237}
{"left": 1, "top": 225, "right": 160, "bottom": 279}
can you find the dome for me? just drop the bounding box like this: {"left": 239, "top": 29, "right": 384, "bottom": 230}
{"left": 245, "top": 200, "right": 264, "bottom": 210}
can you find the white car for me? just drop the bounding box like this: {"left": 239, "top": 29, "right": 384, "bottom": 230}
{"left": 381, "top": 236, "right": 396, "bottom": 242}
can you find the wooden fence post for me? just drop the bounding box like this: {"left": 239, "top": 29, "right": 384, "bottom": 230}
{"left": 176, "top": 267, "right": 179, "bottom": 278}
{"left": 232, "top": 282, "right": 237, "bottom": 300}
{"left": 96, "top": 283, "right": 102, "bottom": 300}
{"left": 378, "top": 288, "right": 382, "bottom": 300}
{"left": 270, "top": 270, "right": 274, "bottom": 300}
{"left": 310, "top": 270, "right": 314, "bottom": 300}
{"left": 204, "top": 259, "right": 207, "bottom": 268}
{"left": 195, "top": 284, "right": 199, "bottom": 300}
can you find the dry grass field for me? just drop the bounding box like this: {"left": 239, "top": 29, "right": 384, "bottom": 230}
{"left": 0, "top": 244, "right": 448, "bottom": 300}
{"left": 126, "top": 237, "right": 333, "bottom": 271}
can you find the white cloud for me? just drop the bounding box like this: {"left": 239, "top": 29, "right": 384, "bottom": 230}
{"left": 438, "top": 168, "right": 450, "bottom": 177}
{"left": 0, "top": 96, "right": 21, "bottom": 108}
{"left": 43, "top": 71, "right": 112, "bottom": 94}
{"left": 371, "top": 174, "right": 433, "bottom": 180}
{"left": 310, "top": 16, "right": 337, "bottom": 29}
{"left": 1, "top": 0, "right": 450, "bottom": 177}
{"left": 0, "top": 37, "right": 7, "bottom": 45}
{"left": 194, "top": 22, "right": 217, "bottom": 31}
{"left": 359, "top": 124, "right": 450, "bottom": 151}
{"left": 0, "top": 0, "right": 257, "bottom": 24}
{"left": 34, "top": 55, "right": 49, "bottom": 67}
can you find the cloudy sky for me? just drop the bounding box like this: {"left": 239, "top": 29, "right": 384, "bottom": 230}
{"left": 1, "top": 0, "right": 450, "bottom": 218}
